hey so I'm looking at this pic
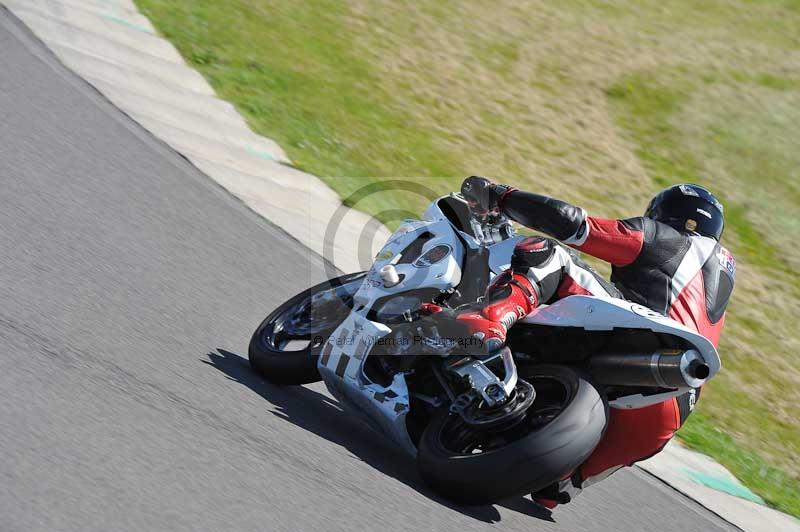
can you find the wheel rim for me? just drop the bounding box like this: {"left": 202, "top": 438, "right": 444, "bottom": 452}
{"left": 261, "top": 275, "right": 364, "bottom": 352}
{"left": 437, "top": 372, "right": 574, "bottom": 455}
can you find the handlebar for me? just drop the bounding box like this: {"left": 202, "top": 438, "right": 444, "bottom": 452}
{"left": 455, "top": 192, "right": 516, "bottom": 245}
{"left": 468, "top": 211, "right": 516, "bottom": 245}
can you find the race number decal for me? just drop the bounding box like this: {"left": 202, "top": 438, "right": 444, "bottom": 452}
{"left": 717, "top": 248, "right": 736, "bottom": 278}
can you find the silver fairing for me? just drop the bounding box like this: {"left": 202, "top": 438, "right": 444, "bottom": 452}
{"left": 316, "top": 313, "right": 418, "bottom": 454}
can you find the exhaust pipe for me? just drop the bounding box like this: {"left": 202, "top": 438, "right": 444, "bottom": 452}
{"left": 589, "top": 349, "right": 710, "bottom": 389}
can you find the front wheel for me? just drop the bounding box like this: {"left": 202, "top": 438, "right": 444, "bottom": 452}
{"left": 248, "top": 272, "right": 365, "bottom": 385}
{"left": 417, "top": 365, "right": 608, "bottom": 505}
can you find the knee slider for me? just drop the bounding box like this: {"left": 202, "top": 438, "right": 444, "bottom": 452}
{"left": 511, "top": 236, "right": 555, "bottom": 273}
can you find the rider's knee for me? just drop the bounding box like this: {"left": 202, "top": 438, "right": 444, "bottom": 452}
{"left": 510, "top": 236, "right": 557, "bottom": 273}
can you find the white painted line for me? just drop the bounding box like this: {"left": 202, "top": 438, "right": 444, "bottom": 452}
{"left": 128, "top": 115, "right": 293, "bottom": 172}
{"left": 188, "top": 157, "right": 339, "bottom": 197}
{"left": 72, "top": 60, "right": 246, "bottom": 128}
{"left": 46, "top": 39, "right": 213, "bottom": 95}
{"left": 90, "top": 83, "right": 288, "bottom": 162}
{"left": 74, "top": 0, "right": 139, "bottom": 14}
{"left": 47, "top": 40, "right": 218, "bottom": 98}
{"left": 8, "top": 0, "right": 154, "bottom": 33}
{"left": 6, "top": 3, "right": 182, "bottom": 62}
{"left": 2, "top": 6, "right": 173, "bottom": 68}
{"left": 21, "top": 0, "right": 155, "bottom": 33}
{"left": 86, "top": 77, "right": 247, "bottom": 129}
{"left": 189, "top": 156, "right": 386, "bottom": 274}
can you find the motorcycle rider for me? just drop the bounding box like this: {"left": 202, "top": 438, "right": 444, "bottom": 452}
{"left": 451, "top": 176, "right": 736, "bottom": 508}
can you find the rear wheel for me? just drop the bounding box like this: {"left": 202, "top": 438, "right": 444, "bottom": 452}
{"left": 417, "top": 365, "right": 607, "bottom": 505}
{"left": 248, "top": 272, "right": 365, "bottom": 385}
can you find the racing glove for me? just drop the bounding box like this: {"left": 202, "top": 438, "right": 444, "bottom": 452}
{"left": 420, "top": 270, "right": 538, "bottom": 352}
{"left": 460, "top": 176, "right": 517, "bottom": 217}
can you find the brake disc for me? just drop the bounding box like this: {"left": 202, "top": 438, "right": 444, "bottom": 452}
{"left": 459, "top": 379, "right": 536, "bottom": 430}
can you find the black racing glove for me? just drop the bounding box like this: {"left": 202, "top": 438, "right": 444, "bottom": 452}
{"left": 460, "top": 176, "right": 517, "bottom": 217}
{"left": 414, "top": 303, "right": 482, "bottom": 353}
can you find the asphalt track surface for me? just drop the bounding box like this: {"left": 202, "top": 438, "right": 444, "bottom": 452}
{"left": 0, "top": 9, "right": 742, "bottom": 532}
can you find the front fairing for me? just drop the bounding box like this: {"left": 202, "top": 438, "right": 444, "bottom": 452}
{"left": 353, "top": 219, "right": 466, "bottom": 313}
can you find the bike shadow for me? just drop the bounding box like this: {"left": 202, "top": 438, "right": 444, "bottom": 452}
{"left": 204, "top": 349, "right": 555, "bottom": 524}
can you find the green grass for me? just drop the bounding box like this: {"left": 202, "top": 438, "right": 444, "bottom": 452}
{"left": 136, "top": 0, "right": 800, "bottom": 516}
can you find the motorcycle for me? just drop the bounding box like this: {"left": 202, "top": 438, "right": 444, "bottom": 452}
{"left": 248, "top": 193, "right": 719, "bottom": 505}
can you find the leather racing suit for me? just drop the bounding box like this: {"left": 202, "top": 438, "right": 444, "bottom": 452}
{"left": 455, "top": 185, "right": 736, "bottom": 505}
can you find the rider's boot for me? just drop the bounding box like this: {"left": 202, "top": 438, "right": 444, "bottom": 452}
{"left": 531, "top": 473, "right": 582, "bottom": 509}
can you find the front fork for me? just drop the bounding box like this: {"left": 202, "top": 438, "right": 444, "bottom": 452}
{"left": 445, "top": 347, "right": 519, "bottom": 409}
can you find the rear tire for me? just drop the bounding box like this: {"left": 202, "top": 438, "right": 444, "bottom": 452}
{"left": 417, "top": 365, "right": 607, "bottom": 505}
{"left": 248, "top": 272, "right": 365, "bottom": 385}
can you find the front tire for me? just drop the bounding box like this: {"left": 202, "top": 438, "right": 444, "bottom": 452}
{"left": 248, "top": 272, "right": 365, "bottom": 385}
{"left": 417, "top": 365, "right": 607, "bottom": 505}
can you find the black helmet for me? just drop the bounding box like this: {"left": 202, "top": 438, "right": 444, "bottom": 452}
{"left": 645, "top": 184, "right": 725, "bottom": 240}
